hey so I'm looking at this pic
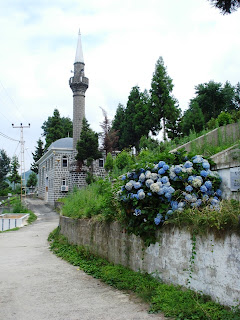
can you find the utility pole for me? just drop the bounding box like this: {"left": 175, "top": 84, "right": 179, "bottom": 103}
{"left": 12, "top": 123, "right": 30, "bottom": 202}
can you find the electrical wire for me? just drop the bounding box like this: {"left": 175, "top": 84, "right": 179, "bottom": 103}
{"left": 0, "top": 131, "right": 20, "bottom": 142}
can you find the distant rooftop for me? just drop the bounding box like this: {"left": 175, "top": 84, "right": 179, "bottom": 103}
{"left": 48, "top": 137, "right": 73, "bottom": 150}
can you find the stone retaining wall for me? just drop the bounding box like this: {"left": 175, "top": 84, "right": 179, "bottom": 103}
{"left": 59, "top": 216, "right": 240, "bottom": 308}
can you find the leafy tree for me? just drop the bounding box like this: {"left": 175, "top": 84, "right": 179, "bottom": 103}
{"left": 41, "top": 108, "right": 73, "bottom": 149}
{"left": 31, "top": 138, "right": 44, "bottom": 173}
{"left": 112, "top": 103, "right": 126, "bottom": 150}
{"left": 150, "top": 56, "right": 179, "bottom": 141}
{"left": 208, "top": 0, "right": 240, "bottom": 14}
{"left": 0, "top": 149, "right": 11, "bottom": 191}
{"left": 26, "top": 172, "right": 38, "bottom": 188}
{"left": 192, "top": 80, "right": 236, "bottom": 123}
{"left": 114, "top": 150, "right": 135, "bottom": 170}
{"left": 76, "top": 118, "right": 102, "bottom": 168}
{"left": 104, "top": 152, "right": 114, "bottom": 172}
{"left": 217, "top": 111, "right": 232, "bottom": 126}
{"left": 181, "top": 101, "right": 205, "bottom": 135}
{"left": 8, "top": 156, "right": 21, "bottom": 190}
{"left": 99, "top": 107, "right": 118, "bottom": 155}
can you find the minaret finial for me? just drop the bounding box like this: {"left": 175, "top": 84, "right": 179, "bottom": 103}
{"left": 75, "top": 29, "right": 84, "bottom": 63}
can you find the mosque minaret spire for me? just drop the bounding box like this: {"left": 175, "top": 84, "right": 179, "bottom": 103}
{"left": 69, "top": 29, "right": 89, "bottom": 150}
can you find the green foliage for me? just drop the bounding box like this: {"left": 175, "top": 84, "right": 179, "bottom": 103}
{"left": 112, "top": 103, "right": 126, "bottom": 150}
{"left": 31, "top": 138, "right": 44, "bottom": 173}
{"left": 150, "top": 56, "right": 179, "bottom": 140}
{"left": 76, "top": 118, "right": 102, "bottom": 167}
{"left": 26, "top": 172, "right": 38, "bottom": 188}
{"left": 165, "top": 199, "right": 240, "bottom": 236}
{"left": 217, "top": 111, "right": 232, "bottom": 126}
{"left": 61, "top": 178, "right": 120, "bottom": 221}
{"left": 114, "top": 150, "right": 135, "bottom": 170}
{"left": 49, "top": 228, "right": 240, "bottom": 320}
{"left": 8, "top": 156, "right": 21, "bottom": 190}
{"left": 208, "top": 0, "right": 240, "bottom": 14}
{"left": 85, "top": 172, "right": 96, "bottom": 185}
{"left": 181, "top": 101, "right": 205, "bottom": 135}
{"left": 5, "top": 197, "right": 37, "bottom": 224}
{"left": 0, "top": 149, "right": 10, "bottom": 191}
{"left": 139, "top": 136, "right": 160, "bottom": 151}
{"left": 41, "top": 108, "right": 73, "bottom": 149}
{"left": 104, "top": 152, "right": 114, "bottom": 172}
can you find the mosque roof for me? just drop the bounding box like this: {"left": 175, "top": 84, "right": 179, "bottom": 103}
{"left": 48, "top": 137, "right": 73, "bottom": 150}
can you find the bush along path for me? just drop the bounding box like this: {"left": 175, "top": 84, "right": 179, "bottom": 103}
{"left": 49, "top": 227, "right": 240, "bottom": 320}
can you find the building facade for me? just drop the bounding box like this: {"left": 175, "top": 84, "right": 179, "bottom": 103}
{"left": 37, "top": 31, "right": 105, "bottom": 205}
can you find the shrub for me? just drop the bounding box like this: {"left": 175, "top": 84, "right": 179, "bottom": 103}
{"left": 114, "top": 150, "right": 135, "bottom": 170}
{"left": 104, "top": 152, "right": 114, "bottom": 172}
{"left": 117, "top": 153, "right": 222, "bottom": 245}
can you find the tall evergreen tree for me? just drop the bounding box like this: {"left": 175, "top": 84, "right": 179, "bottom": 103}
{"left": 31, "top": 138, "right": 44, "bottom": 174}
{"left": 181, "top": 101, "right": 205, "bottom": 135}
{"left": 41, "top": 109, "right": 73, "bottom": 149}
{"left": 150, "top": 56, "right": 179, "bottom": 140}
{"left": 76, "top": 118, "right": 102, "bottom": 168}
{"left": 8, "top": 156, "right": 21, "bottom": 190}
{"left": 27, "top": 172, "right": 38, "bottom": 188}
{"left": 112, "top": 103, "right": 126, "bottom": 150}
{"left": 0, "top": 149, "right": 10, "bottom": 190}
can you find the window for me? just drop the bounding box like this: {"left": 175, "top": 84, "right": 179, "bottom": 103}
{"left": 62, "top": 156, "right": 68, "bottom": 168}
{"left": 62, "top": 178, "right": 66, "bottom": 186}
{"left": 99, "top": 158, "right": 104, "bottom": 168}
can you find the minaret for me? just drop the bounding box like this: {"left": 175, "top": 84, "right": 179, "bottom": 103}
{"left": 69, "top": 30, "right": 89, "bottom": 150}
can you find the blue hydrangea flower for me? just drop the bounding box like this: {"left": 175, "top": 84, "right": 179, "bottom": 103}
{"left": 184, "top": 161, "right": 193, "bottom": 168}
{"left": 188, "top": 175, "right": 195, "bottom": 182}
{"left": 158, "top": 161, "right": 166, "bottom": 168}
{"left": 205, "top": 180, "right": 212, "bottom": 189}
{"left": 202, "top": 194, "right": 209, "bottom": 201}
{"left": 166, "top": 210, "right": 173, "bottom": 215}
{"left": 147, "top": 192, "right": 152, "bottom": 196}
{"left": 192, "top": 155, "right": 203, "bottom": 163}
{"left": 200, "top": 185, "right": 207, "bottom": 193}
{"left": 163, "top": 164, "right": 169, "bottom": 171}
{"left": 171, "top": 201, "right": 178, "bottom": 211}
{"left": 200, "top": 170, "right": 209, "bottom": 178}
{"left": 134, "top": 181, "right": 142, "bottom": 189}
{"left": 185, "top": 185, "right": 193, "bottom": 192}
{"left": 202, "top": 161, "right": 210, "bottom": 170}
{"left": 165, "top": 192, "right": 172, "bottom": 199}
{"left": 216, "top": 189, "right": 222, "bottom": 197}
{"left": 185, "top": 194, "right": 192, "bottom": 201}
{"left": 158, "top": 168, "right": 166, "bottom": 175}
{"left": 134, "top": 208, "right": 141, "bottom": 216}
{"left": 174, "top": 165, "right": 182, "bottom": 174}
{"left": 167, "top": 186, "right": 175, "bottom": 194}
{"left": 154, "top": 213, "right": 163, "bottom": 225}
{"left": 138, "top": 190, "right": 145, "bottom": 200}
{"left": 161, "top": 176, "right": 169, "bottom": 184}
{"left": 122, "top": 175, "right": 126, "bottom": 181}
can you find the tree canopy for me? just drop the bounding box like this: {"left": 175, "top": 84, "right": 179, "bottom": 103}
{"left": 27, "top": 172, "right": 38, "bottom": 188}
{"left": 41, "top": 108, "right": 73, "bottom": 149}
{"left": 0, "top": 149, "right": 10, "bottom": 190}
{"left": 208, "top": 0, "right": 240, "bottom": 14}
{"left": 8, "top": 156, "right": 21, "bottom": 190}
{"left": 31, "top": 138, "right": 44, "bottom": 173}
{"left": 76, "top": 118, "right": 102, "bottom": 167}
{"left": 150, "top": 56, "right": 180, "bottom": 141}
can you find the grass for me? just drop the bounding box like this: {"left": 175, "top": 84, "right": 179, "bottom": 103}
{"left": 48, "top": 227, "right": 240, "bottom": 320}
{"left": 165, "top": 199, "right": 240, "bottom": 236}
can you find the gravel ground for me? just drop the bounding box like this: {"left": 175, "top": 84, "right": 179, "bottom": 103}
{"left": 0, "top": 198, "right": 166, "bottom": 320}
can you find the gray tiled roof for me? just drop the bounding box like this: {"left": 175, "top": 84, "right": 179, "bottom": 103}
{"left": 48, "top": 137, "right": 73, "bottom": 150}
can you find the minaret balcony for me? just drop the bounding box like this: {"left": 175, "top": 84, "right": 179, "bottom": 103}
{"left": 69, "top": 76, "right": 89, "bottom": 86}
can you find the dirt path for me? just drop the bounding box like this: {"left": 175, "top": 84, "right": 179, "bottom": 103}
{"left": 0, "top": 198, "right": 165, "bottom": 320}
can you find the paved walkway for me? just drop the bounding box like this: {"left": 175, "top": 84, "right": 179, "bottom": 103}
{"left": 0, "top": 198, "right": 165, "bottom": 320}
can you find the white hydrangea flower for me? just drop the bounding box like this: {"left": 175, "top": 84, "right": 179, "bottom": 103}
{"left": 145, "top": 179, "right": 154, "bottom": 188}
{"left": 125, "top": 182, "right": 133, "bottom": 191}
{"left": 150, "top": 173, "right": 158, "bottom": 181}
{"left": 139, "top": 173, "right": 146, "bottom": 182}
{"left": 150, "top": 183, "right": 160, "bottom": 193}
{"left": 145, "top": 170, "right": 152, "bottom": 179}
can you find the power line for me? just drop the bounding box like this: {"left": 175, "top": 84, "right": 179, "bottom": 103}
{"left": 0, "top": 131, "right": 20, "bottom": 142}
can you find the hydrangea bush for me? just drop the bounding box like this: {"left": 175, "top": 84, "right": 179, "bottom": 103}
{"left": 117, "top": 154, "right": 222, "bottom": 245}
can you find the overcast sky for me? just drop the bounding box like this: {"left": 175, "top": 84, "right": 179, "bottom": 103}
{"left": 0, "top": 0, "right": 240, "bottom": 171}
